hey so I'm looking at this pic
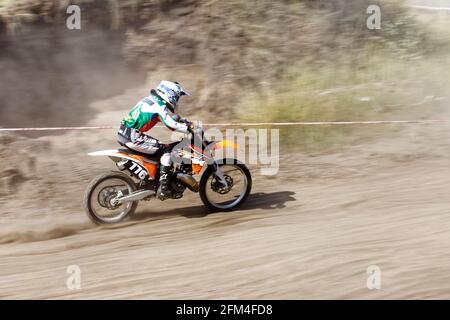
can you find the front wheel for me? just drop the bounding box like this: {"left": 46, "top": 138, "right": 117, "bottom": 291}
{"left": 199, "top": 159, "right": 252, "bottom": 211}
{"left": 84, "top": 171, "right": 138, "bottom": 224}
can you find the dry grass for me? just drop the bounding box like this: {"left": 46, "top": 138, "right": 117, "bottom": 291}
{"left": 235, "top": 34, "right": 450, "bottom": 154}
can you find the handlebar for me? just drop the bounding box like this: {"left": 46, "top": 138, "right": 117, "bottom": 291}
{"left": 185, "top": 122, "right": 210, "bottom": 147}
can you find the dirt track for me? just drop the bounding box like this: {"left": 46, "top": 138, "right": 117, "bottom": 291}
{"left": 1, "top": 122, "right": 450, "bottom": 299}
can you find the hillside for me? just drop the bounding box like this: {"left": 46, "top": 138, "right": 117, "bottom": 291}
{"left": 0, "top": 0, "right": 427, "bottom": 128}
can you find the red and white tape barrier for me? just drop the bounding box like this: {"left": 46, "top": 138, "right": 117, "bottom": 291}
{"left": 1, "top": 120, "right": 450, "bottom": 132}
{"left": 410, "top": 5, "right": 450, "bottom": 12}
{"left": 0, "top": 126, "right": 115, "bottom": 132}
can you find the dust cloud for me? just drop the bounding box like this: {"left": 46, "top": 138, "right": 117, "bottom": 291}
{"left": 0, "top": 14, "right": 144, "bottom": 128}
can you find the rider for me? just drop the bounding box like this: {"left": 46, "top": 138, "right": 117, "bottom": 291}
{"left": 117, "top": 81, "right": 192, "bottom": 200}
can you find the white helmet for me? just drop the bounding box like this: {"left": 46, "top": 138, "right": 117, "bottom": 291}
{"left": 153, "top": 81, "right": 190, "bottom": 112}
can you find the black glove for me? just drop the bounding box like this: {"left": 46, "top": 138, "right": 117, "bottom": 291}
{"left": 183, "top": 119, "right": 194, "bottom": 129}
{"left": 172, "top": 114, "right": 181, "bottom": 122}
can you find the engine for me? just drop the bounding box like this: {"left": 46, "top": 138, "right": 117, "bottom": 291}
{"left": 170, "top": 180, "right": 187, "bottom": 199}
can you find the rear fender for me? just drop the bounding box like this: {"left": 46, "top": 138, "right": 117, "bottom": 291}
{"left": 88, "top": 150, "right": 158, "bottom": 180}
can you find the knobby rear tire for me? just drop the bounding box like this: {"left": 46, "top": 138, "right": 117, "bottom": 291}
{"left": 84, "top": 171, "right": 138, "bottom": 225}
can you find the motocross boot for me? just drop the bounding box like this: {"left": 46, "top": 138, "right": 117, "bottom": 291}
{"left": 157, "top": 165, "right": 173, "bottom": 200}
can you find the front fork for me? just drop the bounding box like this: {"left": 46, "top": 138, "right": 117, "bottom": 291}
{"left": 212, "top": 161, "right": 229, "bottom": 188}
{"left": 200, "top": 133, "right": 229, "bottom": 188}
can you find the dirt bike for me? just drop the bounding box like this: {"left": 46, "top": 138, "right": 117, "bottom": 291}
{"left": 84, "top": 124, "right": 252, "bottom": 224}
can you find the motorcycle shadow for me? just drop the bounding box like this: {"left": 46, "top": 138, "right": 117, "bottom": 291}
{"left": 133, "top": 190, "right": 297, "bottom": 222}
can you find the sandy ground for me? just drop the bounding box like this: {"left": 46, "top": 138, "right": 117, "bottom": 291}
{"left": 1, "top": 115, "right": 450, "bottom": 299}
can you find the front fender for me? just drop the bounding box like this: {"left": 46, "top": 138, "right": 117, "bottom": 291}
{"left": 211, "top": 140, "right": 238, "bottom": 150}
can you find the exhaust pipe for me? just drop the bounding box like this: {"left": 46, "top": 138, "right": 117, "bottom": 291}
{"left": 175, "top": 173, "right": 199, "bottom": 192}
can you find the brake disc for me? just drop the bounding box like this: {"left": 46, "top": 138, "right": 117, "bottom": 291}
{"left": 211, "top": 175, "right": 234, "bottom": 194}
{"left": 98, "top": 187, "right": 121, "bottom": 209}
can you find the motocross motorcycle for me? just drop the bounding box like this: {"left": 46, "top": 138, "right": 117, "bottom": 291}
{"left": 84, "top": 124, "right": 252, "bottom": 224}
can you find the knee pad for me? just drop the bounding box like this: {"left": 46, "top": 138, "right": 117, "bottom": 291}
{"left": 160, "top": 152, "right": 172, "bottom": 166}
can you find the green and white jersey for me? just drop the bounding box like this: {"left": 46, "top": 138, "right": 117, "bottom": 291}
{"left": 121, "top": 95, "right": 189, "bottom": 133}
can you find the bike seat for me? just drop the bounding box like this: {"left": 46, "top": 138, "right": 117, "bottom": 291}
{"left": 118, "top": 148, "right": 161, "bottom": 161}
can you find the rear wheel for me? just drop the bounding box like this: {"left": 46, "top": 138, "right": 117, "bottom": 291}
{"left": 200, "top": 159, "right": 252, "bottom": 211}
{"left": 84, "top": 171, "right": 138, "bottom": 224}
